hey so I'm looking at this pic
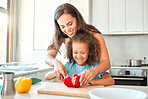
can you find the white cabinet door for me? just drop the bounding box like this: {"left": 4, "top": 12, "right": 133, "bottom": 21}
{"left": 126, "top": 0, "right": 143, "bottom": 33}
{"left": 92, "top": 0, "right": 144, "bottom": 34}
{"left": 144, "top": 0, "right": 148, "bottom": 33}
{"left": 17, "top": 0, "right": 70, "bottom": 63}
{"left": 70, "top": 0, "right": 90, "bottom": 23}
{"left": 92, "top": 0, "right": 109, "bottom": 34}
{"left": 34, "top": 0, "right": 70, "bottom": 50}
{"left": 109, "top": 0, "right": 125, "bottom": 34}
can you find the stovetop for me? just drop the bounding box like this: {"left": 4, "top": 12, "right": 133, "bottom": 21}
{"left": 111, "top": 65, "right": 148, "bottom": 70}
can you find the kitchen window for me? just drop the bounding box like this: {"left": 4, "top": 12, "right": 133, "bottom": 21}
{"left": 0, "top": 0, "right": 8, "bottom": 63}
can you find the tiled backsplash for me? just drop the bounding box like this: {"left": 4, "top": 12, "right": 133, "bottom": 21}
{"left": 104, "top": 35, "right": 148, "bottom": 65}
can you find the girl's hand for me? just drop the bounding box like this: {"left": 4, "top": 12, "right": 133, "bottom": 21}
{"left": 79, "top": 69, "right": 96, "bottom": 86}
{"left": 53, "top": 61, "right": 67, "bottom": 81}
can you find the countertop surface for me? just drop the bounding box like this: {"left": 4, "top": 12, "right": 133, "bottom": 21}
{"left": 0, "top": 81, "right": 148, "bottom": 99}
{"left": 0, "top": 63, "right": 53, "bottom": 79}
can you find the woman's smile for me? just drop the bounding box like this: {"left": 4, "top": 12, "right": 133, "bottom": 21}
{"left": 57, "top": 13, "right": 77, "bottom": 38}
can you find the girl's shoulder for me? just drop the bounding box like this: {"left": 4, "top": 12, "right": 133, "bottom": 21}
{"left": 93, "top": 62, "right": 99, "bottom": 66}
{"left": 64, "top": 60, "right": 75, "bottom": 67}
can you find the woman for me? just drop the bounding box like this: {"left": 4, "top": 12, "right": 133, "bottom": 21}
{"left": 45, "top": 3, "right": 110, "bottom": 86}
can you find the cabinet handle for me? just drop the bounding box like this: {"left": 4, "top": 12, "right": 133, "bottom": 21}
{"left": 113, "top": 77, "right": 143, "bottom": 80}
{"left": 110, "top": 31, "right": 125, "bottom": 32}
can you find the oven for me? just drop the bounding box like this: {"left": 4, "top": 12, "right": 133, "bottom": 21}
{"left": 109, "top": 68, "right": 148, "bottom": 86}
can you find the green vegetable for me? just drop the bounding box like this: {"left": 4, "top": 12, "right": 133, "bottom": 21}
{"left": 31, "top": 77, "right": 42, "bottom": 84}
{"left": 14, "top": 77, "right": 42, "bottom": 85}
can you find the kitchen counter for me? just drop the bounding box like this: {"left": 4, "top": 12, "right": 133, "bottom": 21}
{"left": 0, "top": 81, "right": 148, "bottom": 99}
{"left": 0, "top": 63, "right": 53, "bottom": 79}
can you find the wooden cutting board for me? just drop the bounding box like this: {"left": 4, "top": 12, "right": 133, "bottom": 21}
{"left": 37, "top": 83, "right": 104, "bottom": 98}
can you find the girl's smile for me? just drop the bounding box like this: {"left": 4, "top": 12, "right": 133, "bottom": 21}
{"left": 72, "top": 41, "right": 89, "bottom": 66}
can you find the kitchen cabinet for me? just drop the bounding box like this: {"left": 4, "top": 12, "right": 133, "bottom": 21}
{"left": 16, "top": 0, "right": 91, "bottom": 63}
{"left": 92, "top": 0, "right": 109, "bottom": 34}
{"left": 33, "top": 0, "right": 90, "bottom": 50}
{"left": 92, "top": 0, "right": 146, "bottom": 34}
{"left": 144, "top": 0, "right": 148, "bottom": 34}
{"left": 34, "top": 0, "right": 70, "bottom": 50}
{"left": 70, "top": 0, "right": 90, "bottom": 23}
{"left": 126, "top": 0, "right": 143, "bottom": 33}
{"left": 109, "top": 0, "right": 125, "bottom": 34}
{"left": 14, "top": 0, "right": 71, "bottom": 63}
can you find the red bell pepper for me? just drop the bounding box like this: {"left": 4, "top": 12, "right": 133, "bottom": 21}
{"left": 64, "top": 74, "right": 80, "bottom": 88}
{"left": 64, "top": 76, "right": 73, "bottom": 87}
{"left": 71, "top": 74, "right": 80, "bottom": 88}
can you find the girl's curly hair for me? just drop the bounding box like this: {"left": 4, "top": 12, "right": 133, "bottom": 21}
{"left": 67, "top": 31, "right": 101, "bottom": 66}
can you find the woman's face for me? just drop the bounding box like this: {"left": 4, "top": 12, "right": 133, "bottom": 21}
{"left": 72, "top": 41, "right": 89, "bottom": 66}
{"left": 57, "top": 13, "right": 77, "bottom": 38}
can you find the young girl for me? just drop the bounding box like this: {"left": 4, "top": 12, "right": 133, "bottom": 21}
{"left": 45, "top": 31, "right": 114, "bottom": 86}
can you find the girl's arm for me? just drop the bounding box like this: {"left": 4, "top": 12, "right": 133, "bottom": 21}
{"left": 89, "top": 74, "right": 115, "bottom": 86}
{"left": 45, "top": 71, "right": 56, "bottom": 80}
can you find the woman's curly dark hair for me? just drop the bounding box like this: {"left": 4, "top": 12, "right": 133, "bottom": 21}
{"left": 67, "top": 31, "right": 101, "bottom": 66}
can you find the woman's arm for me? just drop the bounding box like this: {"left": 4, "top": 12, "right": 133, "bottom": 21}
{"left": 91, "top": 32, "right": 111, "bottom": 74}
{"left": 89, "top": 74, "right": 115, "bottom": 86}
{"left": 80, "top": 32, "right": 110, "bottom": 86}
{"left": 45, "top": 38, "right": 67, "bottom": 81}
{"left": 45, "top": 71, "right": 56, "bottom": 80}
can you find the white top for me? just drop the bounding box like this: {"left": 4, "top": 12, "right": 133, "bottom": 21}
{"left": 55, "top": 38, "right": 70, "bottom": 64}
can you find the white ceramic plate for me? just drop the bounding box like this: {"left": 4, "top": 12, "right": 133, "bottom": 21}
{"left": 89, "top": 87, "right": 147, "bottom": 99}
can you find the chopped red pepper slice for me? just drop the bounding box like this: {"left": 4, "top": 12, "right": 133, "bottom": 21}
{"left": 64, "top": 74, "right": 80, "bottom": 88}
{"left": 64, "top": 76, "right": 73, "bottom": 87}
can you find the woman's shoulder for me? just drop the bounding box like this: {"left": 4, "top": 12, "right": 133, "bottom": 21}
{"left": 92, "top": 31, "right": 104, "bottom": 41}
{"left": 87, "top": 24, "right": 101, "bottom": 34}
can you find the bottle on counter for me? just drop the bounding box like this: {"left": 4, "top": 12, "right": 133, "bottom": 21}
{"left": 144, "top": 57, "right": 146, "bottom": 64}
{"left": 1, "top": 72, "right": 15, "bottom": 96}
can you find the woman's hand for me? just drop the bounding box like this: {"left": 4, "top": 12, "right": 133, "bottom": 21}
{"left": 79, "top": 69, "right": 96, "bottom": 86}
{"left": 53, "top": 60, "right": 67, "bottom": 81}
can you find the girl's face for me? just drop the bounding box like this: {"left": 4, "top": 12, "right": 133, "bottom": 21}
{"left": 57, "top": 13, "right": 77, "bottom": 38}
{"left": 72, "top": 41, "right": 89, "bottom": 66}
